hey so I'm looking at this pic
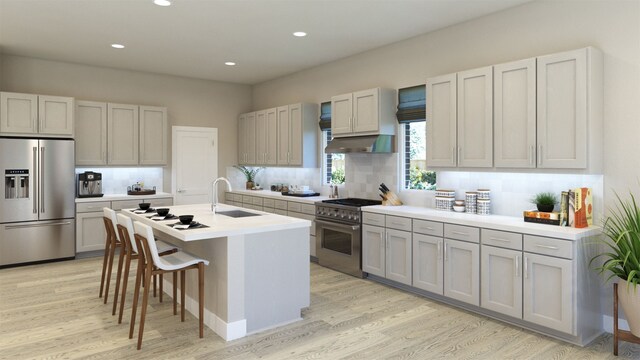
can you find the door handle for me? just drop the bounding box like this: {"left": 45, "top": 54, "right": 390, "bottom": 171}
{"left": 452, "top": 231, "right": 468, "bottom": 236}
{"left": 438, "top": 241, "right": 442, "bottom": 261}
{"left": 489, "top": 237, "right": 510, "bottom": 243}
{"left": 40, "top": 147, "right": 45, "bottom": 212}
{"left": 177, "top": 189, "right": 185, "bottom": 193}
{"left": 385, "top": 231, "right": 389, "bottom": 249}
{"left": 33, "top": 147, "right": 38, "bottom": 214}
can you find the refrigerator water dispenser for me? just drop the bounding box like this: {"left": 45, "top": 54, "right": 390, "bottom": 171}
{"left": 4, "top": 169, "right": 29, "bottom": 199}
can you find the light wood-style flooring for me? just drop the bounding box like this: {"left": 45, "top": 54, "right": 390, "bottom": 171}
{"left": 1, "top": 257, "right": 638, "bottom": 359}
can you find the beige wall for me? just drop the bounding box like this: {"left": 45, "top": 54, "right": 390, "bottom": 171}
{"left": 252, "top": 0, "right": 640, "bottom": 210}
{"left": 0, "top": 55, "right": 252, "bottom": 191}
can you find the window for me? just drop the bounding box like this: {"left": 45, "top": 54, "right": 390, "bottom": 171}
{"left": 397, "top": 85, "right": 435, "bottom": 190}
{"left": 323, "top": 129, "right": 345, "bottom": 184}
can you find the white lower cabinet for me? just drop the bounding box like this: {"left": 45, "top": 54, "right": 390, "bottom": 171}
{"left": 481, "top": 245, "right": 522, "bottom": 318}
{"left": 362, "top": 224, "right": 385, "bottom": 277}
{"left": 523, "top": 253, "right": 573, "bottom": 334}
{"left": 76, "top": 211, "right": 108, "bottom": 252}
{"left": 412, "top": 233, "right": 443, "bottom": 294}
{"left": 443, "top": 238, "right": 479, "bottom": 306}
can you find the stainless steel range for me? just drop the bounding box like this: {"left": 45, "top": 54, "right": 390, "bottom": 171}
{"left": 315, "top": 198, "right": 382, "bottom": 278}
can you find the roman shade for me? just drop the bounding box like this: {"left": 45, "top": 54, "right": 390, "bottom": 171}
{"left": 318, "top": 101, "right": 331, "bottom": 130}
{"left": 396, "top": 85, "right": 426, "bottom": 123}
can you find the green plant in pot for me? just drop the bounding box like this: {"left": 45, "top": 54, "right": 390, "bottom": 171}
{"left": 531, "top": 192, "right": 558, "bottom": 212}
{"left": 591, "top": 192, "right": 640, "bottom": 337}
{"left": 233, "top": 165, "right": 264, "bottom": 189}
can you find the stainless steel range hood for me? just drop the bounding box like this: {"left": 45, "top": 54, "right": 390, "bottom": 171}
{"left": 325, "top": 135, "right": 396, "bottom": 154}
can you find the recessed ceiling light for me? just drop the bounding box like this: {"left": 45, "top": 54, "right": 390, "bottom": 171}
{"left": 293, "top": 31, "right": 307, "bottom": 37}
{"left": 111, "top": 43, "right": 125, "bottom": 49}
{"left": 225, "top": 62, "right": 236, "bottom": 66}
{"left": 153, "top": 0, "right": 171, "bottom": 6}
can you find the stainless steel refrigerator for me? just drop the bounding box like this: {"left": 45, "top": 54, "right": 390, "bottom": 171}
{"left": 1, "top": 138, "right": 75, "bottom": 267}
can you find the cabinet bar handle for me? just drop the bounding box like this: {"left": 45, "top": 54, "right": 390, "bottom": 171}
{"left": 385, "top": 231, "right": 389, "bottom": 249}
{"left": 422, "top": 226, "right": 435, "bottom": 231}
{"left": 536, "top": 244, "right": 559, "bottom": 250}
{"left": 457, "top": 147, "right": 461, "bottom": 165}
{"left": 529, "top": 145, "right": 534, "bottom": 165}
{"left": 437, "top": 241, "right": 442, "bottom": 260}
{"left": 444, "top": 242, "right": 448, "bottom": 261}
{"left": 489, "top": 237, "right": 510, "bottom": 243}
{"left": 538, "top": 145, "right": 542, "bottom": 165}
{"left": 452, "top": 231, "right": 468, "bottom": 236}
{"left": 451, "top": 147, "right": 456, "bottom": 165}
{"left": 515, "top": 255, "right": 520, "bottom": 277}
{"left": 524, "top": 256, "right": 529, "bottom": 279}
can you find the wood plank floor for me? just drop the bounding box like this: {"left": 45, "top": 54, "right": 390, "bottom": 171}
{"left": 1, "top": 257, "right": 639, "bottom": 359}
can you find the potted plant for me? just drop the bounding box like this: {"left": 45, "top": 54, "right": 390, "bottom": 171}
{"left": 591, "top": 192, "right": 640, "bottom": 337}
{"left": 530, "top": 192, "right": 558, "bottom": 212}
{"left": 233, "top": 165, "right": 264, "bottom": 189}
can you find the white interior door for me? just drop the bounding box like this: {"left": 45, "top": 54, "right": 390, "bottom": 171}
{"left": 172, "top": 126, "right": 218, "bottom": 205}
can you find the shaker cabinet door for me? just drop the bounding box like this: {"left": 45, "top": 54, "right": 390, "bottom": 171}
{"left": 385, "top": 228, "right": 412, "bottom": 285}
{"left": 139, "top": 106, "right": 168, "bottom": 165}
{"left": 444, "top": 239, "right": 479, "bottom": 306}
{"left": 426, "top": 74, "right": 457, "bottom": 167}
{"left": 0, "top": 92, "right": 38, "bottom": 135}
{"left": 331, "top": 93, "right": 353, "bottom": 136}
{"left": 38, "top": 95, "right": 74, "bottom": 136}
{"left": 481, "top": 245, "right": 523, "bottom": 318}
{"left": 457, "top": 66, "right": 493, "bottom": 167}
{"left": 276, "top": 106, "right": 290, "bottom": 165}
{"left": 75, "top": 101, "right": 108, "bottom": 165}
{"left": 413, "top": 234, "right": 443, "bottom": 294}
{"left": 362, "top": 224, "right": 385, "bottom": 277}
{"left": 107, "top": 103, "right": 139, "bottom": 165}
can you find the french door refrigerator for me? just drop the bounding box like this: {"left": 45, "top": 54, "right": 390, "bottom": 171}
{"left": 1, "top": 138, "right": 75, "bottom": 267}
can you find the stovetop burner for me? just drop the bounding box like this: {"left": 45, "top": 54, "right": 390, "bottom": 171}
{"left": 321, "top": 198, "right": 382, "bottom": 207}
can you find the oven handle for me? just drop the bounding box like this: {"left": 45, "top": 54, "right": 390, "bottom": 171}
{"left": 315, "top": 219, "right": 360, "bottom": 232}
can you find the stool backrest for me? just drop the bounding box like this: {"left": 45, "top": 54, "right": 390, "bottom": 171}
{"left": 102, "top": 207, "right": 119, "bottom": 242}
{"left": 133, "top": 221, "right": 162, "bottom": 268}
{"left": 116, "top": 213, "right": 138, "bottom": 254}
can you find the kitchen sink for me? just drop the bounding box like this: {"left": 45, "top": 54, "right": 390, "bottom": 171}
{"left": 216, "top": 210, "right": 262, "bottom": 218}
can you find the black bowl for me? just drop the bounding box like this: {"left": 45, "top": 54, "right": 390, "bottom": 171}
{"left": 139, "top": 202, "right": 151, "bottom": 210}
{"left": 179, "top": 215, "right": 194, "bottom": 225}
{"left": 156, "top": 208, "right": 170, "bottom": 217}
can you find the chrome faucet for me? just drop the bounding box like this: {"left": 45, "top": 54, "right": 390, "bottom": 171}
{"left": 211, "top": 177, "right": 232, "bottom": 213}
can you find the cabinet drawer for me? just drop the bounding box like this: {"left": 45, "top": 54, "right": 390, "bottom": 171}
{"left": 252, "top": 197, "right": 263, "bottom": 206}
{"left": 275, "top": 200, "right": 287, "bottom": 210}
{"left": 413, "top": 219, "right": 443, "bottom": 237}
{"left": 242, "top": 195, "right": 253, "bottom": 204}
{"left": 287, "top": 202, "right": 302, "bottom": 213}
{"left": 363, "top": 212, "right": 385, "bottom": 226}
{"left": 482, "top": 229, "right": 522, "bottom": 250}
{"left": 76, "top": 201, "right": 111, "bottom": 213}
{"left": 524, "top": 235, "right": 573, "bottom": 259}
{"left": 444, "top": 224, "right": 479, "bottom": 243}
{"left": 225, "top": 192, "right": 234, "bottom": 201}
{"left": 274, "top": 208, "right": 288, "bottom": 216}
{"left": 262, "top": 198, "right": 275, "bottom": 208}
{"left": 302, "top": 204, "right": 315, "bottom": 215}
{"left": 385, "top": 215, "right": 412, "bottom": 231}
{"left": 232, "top": 194, "right": 243, "bottom": 202}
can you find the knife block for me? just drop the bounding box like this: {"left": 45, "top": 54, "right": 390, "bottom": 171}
{"left": 382, "top": 190, "right": 403, "bottom": 206}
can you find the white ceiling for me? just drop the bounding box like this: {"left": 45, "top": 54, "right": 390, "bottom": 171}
{"left": 0, "top": 0, "right": 530, "bottom": 85}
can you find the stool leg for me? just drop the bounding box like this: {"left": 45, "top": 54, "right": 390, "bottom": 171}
{"left": 181, "top": 270, "right": 186, "bottom": 322}
{"left": 137, "top": 269, "right": 153, "bottom": 350}
{"left": 103, "top": 242, "right": 118, "bottom": 304}
{"left": 173, "top": 272, "right": 178, "bottom": 315}
{"left": 159, "top": 274, "right": 163, "bottom": 303}
{"left": 99, "top": 239, "right": 111, "bottom": 298}
{"left": 198, "top": 262, "right": 204, "bottom": 338}
{"left": 153, "top": 273, "right": 157, "bottom": 298}
{"left": 118, "top": 252, "right": 133, "bottom": 324}
{"left": 129, "top": 258, "right": 144, "bottom": 339}
{"left": 112, "top": 246, "right": 126, "bottom": 315}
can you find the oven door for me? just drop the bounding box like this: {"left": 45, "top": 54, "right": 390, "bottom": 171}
{"left": 315, "top": 218, "right": 363, "bottom": 278}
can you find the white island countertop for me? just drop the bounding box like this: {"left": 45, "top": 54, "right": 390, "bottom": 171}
{"left": 126, "top": 203, "right": 311, "bottom": 241}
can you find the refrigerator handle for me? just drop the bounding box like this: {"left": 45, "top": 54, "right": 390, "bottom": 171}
{"left": 33, "top": 147, "right": 38, "bottom": 214}
{"left": 40, "top": 146, "right": 44, "bottom": 212}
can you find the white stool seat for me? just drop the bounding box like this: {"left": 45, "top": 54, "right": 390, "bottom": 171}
{"left": 155, "top": 250, "right": 210, "bottom": 271}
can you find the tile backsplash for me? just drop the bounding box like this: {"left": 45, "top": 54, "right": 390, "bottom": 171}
{"left": 75, "top": 167, "right": 164, "bottom": 195}
{"left": 225, "top": 166, "right": 322, "bottom": 193}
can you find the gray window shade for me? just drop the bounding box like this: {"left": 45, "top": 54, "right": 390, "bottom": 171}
{"left": 396, "top": 85, "right": 426, "bottom": 123}
{"left": 319, "top": 101, "right": 331, "bottom": 130}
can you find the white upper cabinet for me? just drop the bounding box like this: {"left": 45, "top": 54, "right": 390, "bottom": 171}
{"left": 238, "top": 112, "right": 257, "bottom": 165}
{"left": 331, "top": 87, "right": 396, "bottom": 138}
{"left": 139, "top": 106, "right": 168, "bottom": 165}
{"left": 75, "top": 101, "right": 107, "bottom": 165}
{"left": 276, "top": 103, "right": 318, "bottom": 167}
{"left": 255, "top": 110, "right": 267, "bottom": 165}
{"left": 457, "top": 66, "right": 493, "bottom": 167}
{"left": 107, "top": 103, "right": 139, "bottom": 165}
{"left": 494, "top": 58, "right": 536, "bottom": 168}
{"left": 1, "top": 92, "right": 74, "bottom": 137}
{"left": 426, "top": 74, "right": 457, "bottom": 167}
{"left": 265, "top": 107, "right": 278, "bottom": 165}
{"left": 537, "top": 47, "right": 598, "bottom": 169}
{"left": 276, "top": 106, "right": 290, "bottom": 165}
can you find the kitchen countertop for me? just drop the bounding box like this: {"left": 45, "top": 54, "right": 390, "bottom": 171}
{"left": 125, "top": 203, "right": 311, "bottom": 241}
{"left": 227, "top": 189, "right": 331, "bottom": 204}
{"left": 362, "top": 205, "right": 600, "bottom": 241}
{"left": 75, "top": 192, "right": 174, "bottom": 203}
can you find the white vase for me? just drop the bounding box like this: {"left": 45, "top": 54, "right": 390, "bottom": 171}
{"left": 618, "top": 279, "right": 640, "bottom": 337}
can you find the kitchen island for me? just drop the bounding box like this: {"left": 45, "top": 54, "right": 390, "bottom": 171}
{"left": 125, "top": 203, "right": 311, "bottom": 341}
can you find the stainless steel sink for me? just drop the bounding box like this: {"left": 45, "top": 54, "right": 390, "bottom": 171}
{"left": 216, "top": 210, "right": 262, "bottom": 218}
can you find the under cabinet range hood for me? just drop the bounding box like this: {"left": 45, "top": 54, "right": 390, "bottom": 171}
{"left": 325, "top": 135, "right": 396, "bottom": 154}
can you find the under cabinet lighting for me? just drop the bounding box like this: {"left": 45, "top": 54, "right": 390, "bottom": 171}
{"left": 111, "top": 43, "right": 125, "bottom": 49}
{"left": 154, "top": 0, "right": 171, "bottom": 6}
{"left": 225, "top": 62, "right": 236, "bottom": 66}
{"left": 293, "top": 31, "right": 307, "bottom": 37}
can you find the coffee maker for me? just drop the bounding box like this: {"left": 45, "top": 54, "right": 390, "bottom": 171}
{"left": 77, "top": 171, "right": 103, "bottom": 198}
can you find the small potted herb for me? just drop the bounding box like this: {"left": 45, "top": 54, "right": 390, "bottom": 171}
{"left": 233, "top": 165, "right": 264, "bottom": 189}
{"left": 531, "top": 192, "right": 558, "bottom": 212}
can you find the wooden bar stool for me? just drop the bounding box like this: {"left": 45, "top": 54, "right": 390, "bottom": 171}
{"left": 99, "top": 208, "right": 121, "bottom": 304}
{"left": 113, "top": 213, "right": 178, "bottom": 322}
{"left": 131, "top": 221, "right": 209, "bottom": 350}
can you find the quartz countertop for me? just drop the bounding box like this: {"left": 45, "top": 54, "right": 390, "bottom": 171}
{"left": 125, "top": 203, "right": 311, "bottom": 241}
{"left": 362, "top": 205, "right": 600, "bottom": 241}
{"left": 227, "top": 189, "right": 331, "bottom": 204}
{"left": 75, "top": 192, "right": 174, "bottom": 203}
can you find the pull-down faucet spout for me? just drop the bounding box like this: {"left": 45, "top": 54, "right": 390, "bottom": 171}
{"left": 211, "top": 177, "right": 232, "bottom": 213}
